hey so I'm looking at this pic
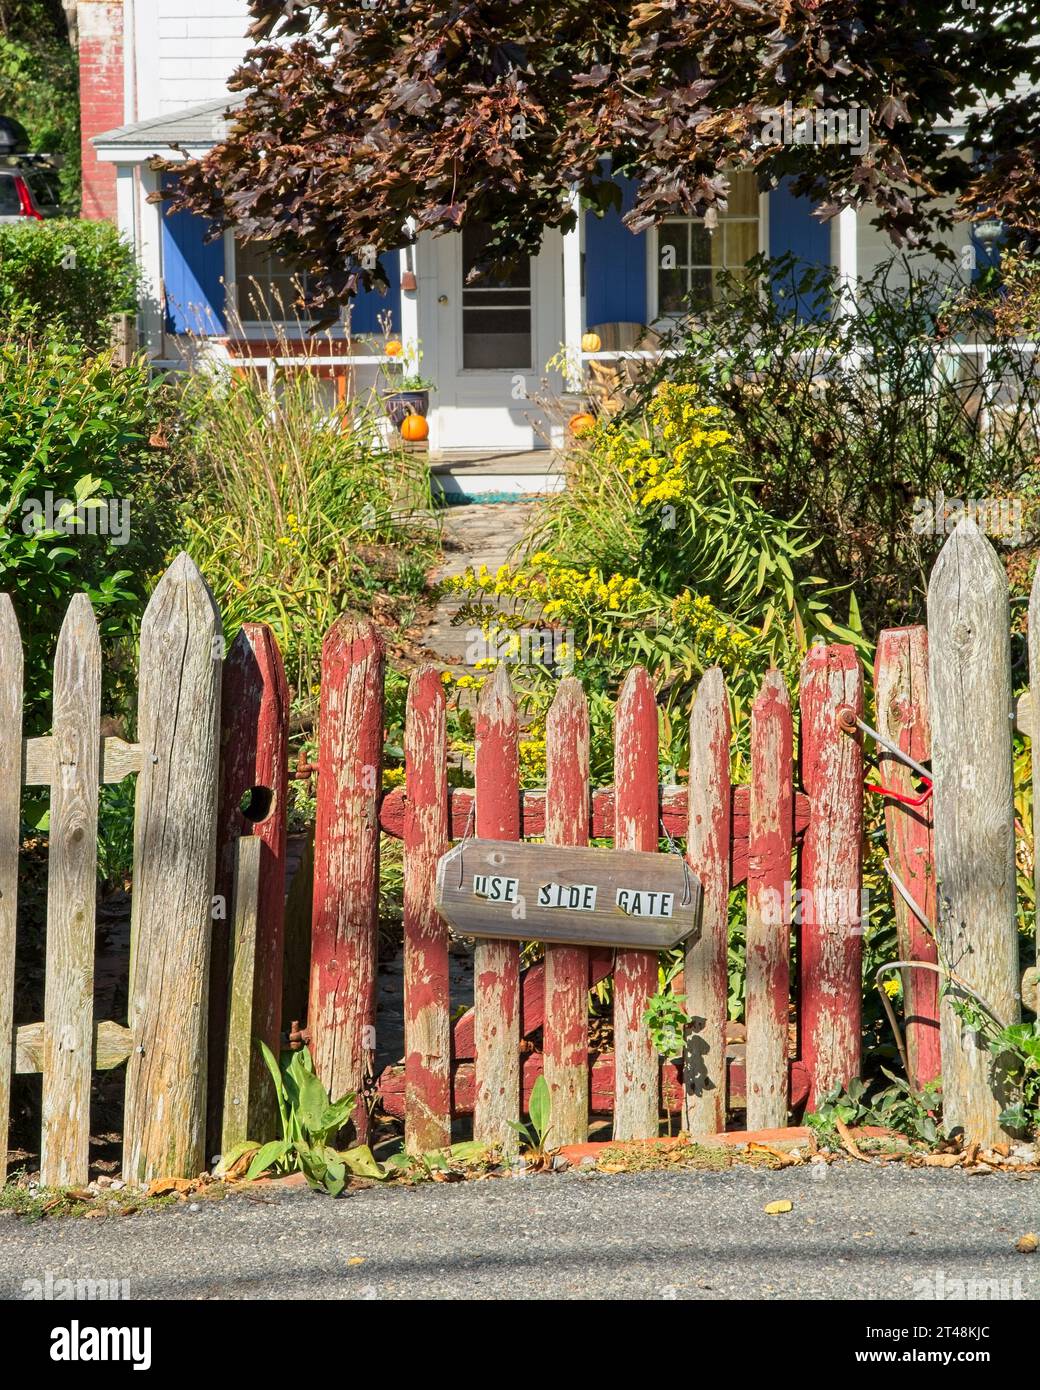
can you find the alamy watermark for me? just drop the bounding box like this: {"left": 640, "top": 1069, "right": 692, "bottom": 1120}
{"left": 912, "top": 491, "right": 1030, "bottom": 544}
{"left": 23, "top": 1271, "right": 131, "bottom": 1300}
{"left": 761, "top": 101, "right": 870, "bottom": 157}
{"left": 21, "top": 490, "right": 131, "bottom": 547}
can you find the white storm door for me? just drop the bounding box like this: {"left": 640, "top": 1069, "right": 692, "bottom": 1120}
{"left": 429, "top": 225, "right": 561, "bottom": 450}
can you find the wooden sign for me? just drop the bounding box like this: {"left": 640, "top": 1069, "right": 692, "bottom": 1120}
{"left": 435, "top": 839, "right": 702, "bottom": 950}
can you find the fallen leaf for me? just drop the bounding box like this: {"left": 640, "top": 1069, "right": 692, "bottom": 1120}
{"left": 1016, "top": 1233, "right": 1038, "bottom": 1254}
{"left": 146, "top": 1177, "right": 195, "bottom": 1196}
{"left": 835, "top": 1118, "right": 869, "bottom": 1162}
{"left": 764, "top": 1200, "right": 793, "bottom": 1215}
{"left": 347, "top": 1257, "right": 366, "bottom": 1266}
{"left": 749, "top": 1142, "right": 801, "bottom": 1167}
{"left": 921, "top": 1153, "right": 963, "bottom": 1168}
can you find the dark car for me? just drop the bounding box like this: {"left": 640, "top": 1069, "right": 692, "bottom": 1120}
{"left": 0, "top": 113, "right": 62, "bottom": 220}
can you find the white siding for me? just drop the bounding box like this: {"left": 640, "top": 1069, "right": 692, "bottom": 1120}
{"left": 133, "top": 0, "right": 254, "bottom": 120}
{"left": 852, "top": 199, "right": 975, "bottom": 291}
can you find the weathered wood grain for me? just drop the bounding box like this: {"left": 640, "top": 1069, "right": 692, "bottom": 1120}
{"left": 16, "top": 1018, "right": 132, "bottom": 1074}
{"left": 544, "top": 678, "right": 590, "bottom": 1145}
{"left": 123, "top": 553, "right": 222, "bottom": 1183}
{"left": 473, "top": 663, "right": 521, "bottom": 1156}
{"left": 875, "top": 626, "right": 939, "bottom": 1089}
{"left": 23, "top": 735, "right": 140, "bottom": 786}
{"left": 209, "top": 623, "right": 289, "bottom": 1152}
{"left": 308, "top": 618, "right": 383, "bottom": 1141}
{"left": 41, "top": 594, "right": 101, "bottom": 1187}
{"left": 928, "top": 519, "right": 1019, "bottom": 1145}
{"left": 745, "top": 670, "right": 793, "bottom": 1131}
{"left": 0, "top": 595, "right": 21, "bottom": 1179}
{"left": 221, "top": 835, "right": 262, "bottom": 1154}
{"left": 437, "top": 838, "right": 700, "bottom": 948}
{"left": 403, "top": 665, "right": 452, "bottom": 1153}
{"left": 799, "top": 643, "right": 864, "bottom": 1107}
{"left": 684, "top": 667, "right": 732, "bottom": 1135}
{"left": 612, "top": 666, "right": 660, "bottom": 1140}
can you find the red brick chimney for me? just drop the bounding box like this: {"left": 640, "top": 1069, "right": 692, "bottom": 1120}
{"left": 77, "top": 0, "right": 125, "bottom": 221}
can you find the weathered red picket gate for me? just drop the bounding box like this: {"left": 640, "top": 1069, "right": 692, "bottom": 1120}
{"left": 24, "top": 520, "right": 1040, "bottom": 1187}
{"left": 300, "top": 618, "right": 938, "bottom": 1152}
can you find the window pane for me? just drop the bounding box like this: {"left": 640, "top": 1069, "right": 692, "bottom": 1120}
{"left": 0, "top": 176, "right": 19, "bottom": 216}
{"left": 659, "top": 220, "right": 690, "bottom": 270}
{"left": 687, "top": 267, "right": 713, "bottom": 311}
{"left": 235, "top": 238, "right": 309, "bottom": 320}
{"left": 658, "top": 267, "right": 687, "bottom": 314}
{"left": 462, "top": 223, "right": 530, "bottom": 288}
{"left": 463, "top": 313, "right": 531, "bottom": 368}
{"left": 689, "top": 223, "right": 713, "bottom": 268}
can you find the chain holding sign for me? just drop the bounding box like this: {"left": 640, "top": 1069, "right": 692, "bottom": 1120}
{"left": 435, "top": 839, "right": 702, "bottom": 950}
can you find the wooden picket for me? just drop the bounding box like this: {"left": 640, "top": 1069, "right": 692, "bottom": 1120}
{"left": 799, "top": 643, "right": 864, "bottom": 1107}
{"left": 40, "top": 595, "right": 101, "bottom": 1187}
{"left": 403, "top": 664, "right": 452, "bottom": 1153}
{"left": 684, "top": 667, "right": 732, "bottom": 1135}
{"left": 123, "top": 554, "right": 223, "bottom": 1183}
{"left": 211, "top": 622, "right": 290, "bottom": 1149}
{"left": 5, "top": 515, "right": 1037, "bottom": 1188}
{"left": 745, "top": 670, "right": 793, "bottom": 1131}
{"left": 874, "top": 627, "right": 939, "bottom": 1089}
{"left": 928, "top": 519, "right": 1019, "bottom": 1146}
{"left": 308, "top": 617, "right": 383, "bottom": 1141}
{"left": 0, "top": 596, "right": 20, "bottom": 1183}
{"left": 612, "top": 666, "right": 660, "bottom": 1140}
{"left": 473, "top": 664, "right": 522, "bottom": 1155}
{"left": 543, "top": 677, "right": 591, "bottom": 1145}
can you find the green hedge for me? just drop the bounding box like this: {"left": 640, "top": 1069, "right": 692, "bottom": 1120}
{"left": 0, "top": 326, "right": 175, "bottom": 737}
{"left": 0, "top": 219, "right": 138, "bottom": 352}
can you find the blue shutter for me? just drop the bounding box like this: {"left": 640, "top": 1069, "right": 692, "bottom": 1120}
{"left": 160, "top": 175, "right": 226, "bottom": 335}
{"left": 350, "top": 253, "right": 402, "bottom": 335}
{"left": 768, "top": 178, "right": 830, "bottom": 320}
{"left": 584, "top": 177, "right": 648, "bottom": 325}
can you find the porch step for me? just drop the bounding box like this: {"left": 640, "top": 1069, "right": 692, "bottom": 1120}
{"left": 429, "top": 449, "right": 565, "bottom": 502}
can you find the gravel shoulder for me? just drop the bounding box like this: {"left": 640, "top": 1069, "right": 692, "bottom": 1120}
{"left": 2, "top": 1165, "right": 1037, "bottom": 1302}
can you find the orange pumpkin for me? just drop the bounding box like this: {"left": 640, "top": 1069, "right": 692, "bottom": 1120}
{"left": 400, "top": 412, "right": 430, "bottom": 442}
{"left": 385, "top": 339, "right": 404, "bottom": 357}
{"left": 568, "top": 412, "right": 596, "bottom": 438}
{"left": 581, "top": 331, "right": 602, "bottom": 353}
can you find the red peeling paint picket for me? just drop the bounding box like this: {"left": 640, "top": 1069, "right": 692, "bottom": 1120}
{"left": 874, "top": 627, "right": 939, "bottom": 1090}
{"left": 611, "top": 667, "right": 661, "bottom": 1140}
{"left": 473, "top": 665, "right": 522, "bottom": 1152}
{"left": 799, "top": 644, "right": 864, "bottom": 1108}
{"left": 745, "top": 670, "right": 794, "bottom": 1131}
{"left": 210, "top": 623, "right": 289, "bottom": 1149}
{"left": 307, "top": 618, "right": 384, "bottom": 1141}
{"left": 403, "top": 666, "right": 452, "bottom": 1153}
{"left": 544, "top": 677, "right": 591, "bottom": 1145}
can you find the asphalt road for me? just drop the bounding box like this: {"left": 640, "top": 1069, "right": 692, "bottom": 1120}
{"left": 1, "top": 1165, "right": 1037, "bottom": 1301}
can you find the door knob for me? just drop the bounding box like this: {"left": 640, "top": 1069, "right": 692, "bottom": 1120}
{"left": 437, "top": 294, "right": 449, "bottom": 305}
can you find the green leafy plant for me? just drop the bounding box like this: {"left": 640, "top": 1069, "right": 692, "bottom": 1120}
{"left": 949, "top": 996, "right": 1040, "bottom": 1137}
{"left": 807, "top": 1072, "right": 943, "bottom": 1147}
{"left": 221, "top": 1043, "right": 379, "bottom": 1197}
{"left": 0, "top": 221, "right": 138, "bottom": 349}
{"left": 383, "top": 1140, "right": 490, "bottom": 1182}
{"left": 645, "top": 985, "right": 688, "bottom": 1063}
{"left": 0, "top": 321, "right": 172, "bottom": 734}
{"left": 507, "top": 1073, "right": 554, "bottom": 1158}
{"left": 175, "top": 365, "right": 440, "bottom": 704}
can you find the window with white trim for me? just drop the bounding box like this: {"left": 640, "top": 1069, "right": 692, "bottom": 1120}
{"left": 654, "top": 172, "right": 760, "bottom": 316}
